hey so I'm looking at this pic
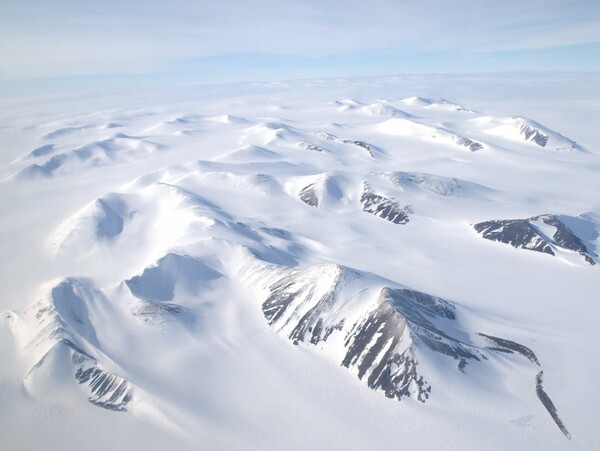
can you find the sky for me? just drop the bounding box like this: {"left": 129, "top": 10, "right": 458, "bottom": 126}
{"left": 1, "top": 0, "right": 599, "bottom": 86}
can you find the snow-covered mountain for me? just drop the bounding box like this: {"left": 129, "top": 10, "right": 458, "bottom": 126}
{"left": 474, "top": 214, "right": 598, "bottom": 265}
{"left": 0, "top": 75, "right": 599, "bottom": 450}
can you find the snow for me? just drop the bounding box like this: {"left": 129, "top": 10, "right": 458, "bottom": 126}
{"left": 0, "top": 73, "right": 599, "bottom": 450}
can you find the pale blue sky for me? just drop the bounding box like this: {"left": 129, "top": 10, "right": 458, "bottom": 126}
{"left": 1, "top": 0, "right": 599, "bottom": 83}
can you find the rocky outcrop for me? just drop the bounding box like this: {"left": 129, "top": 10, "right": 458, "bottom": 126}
{"left": 22, "top": 279, "right": 133, "bottom": 411}
{"left": 473, "top": 219, "right": 554, "bottom": 254}
{"left": 474, "top": 215, "right": 597, "bottom": 265}
{"left": 241, "top": 259, "right": 549, "bottom": 404}
{"left": 361, "top": 183, "right": 412, "bottom": 225}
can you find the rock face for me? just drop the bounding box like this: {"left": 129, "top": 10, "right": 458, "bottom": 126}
{"left": 341, "top": 287, "right": 481, "bottom": 401}
{"left": 536, "top": 371, "right": 571, "bottom": 439}
{"left": 361, "top": 183, "right": 412, "bottom": 225}
{"left": 342, "top": 139, "right": 375, "bottom": 157}
{"left": 539, "top": 215, "right": 596, "bottom": 265}
{"left": 481, "top": 115, "right": 582, "bottom": 151}
{"left": 73, "top": 357, "right": 132, "bottom": 411}
{"left": 518, "top": 122, "right": 549, "bottom": 147}
{"left": 247, "top": 263, "right": 446, "bottom": 402}
{"left": 479, "top": 333, "right": 539, "bottom": 365}
{"left": 241, "top": 259, "right": 544, "bottom": 403}
{"left": 511, "top": 116, "right": 582, "bottom": 150}
{"left": 455, "top": 136, "right": 484, "bottom": 152}
{"left": 474, "top": 214, "right": 597, "bottom": 265}
{"left": 22, "top": 279, "right": 133, "bottom": 411}
{"left": 240, "top": 256, "right": 572, "bottom": 436}
{"left": 473, "top": 219, "right": 554, "bottom": 254}
{"left": 298, "top": 183, "right": 320, "bottom": 207}
{"left": 298, "top": 142, "right": 325, "bottom": 152}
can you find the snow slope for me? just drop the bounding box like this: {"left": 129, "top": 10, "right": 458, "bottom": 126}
{"left": 0, "top": 73, "right": 599, "bottom": 450}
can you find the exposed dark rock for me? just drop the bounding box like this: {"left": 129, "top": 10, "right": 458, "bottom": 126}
{"left": 342, "top": 139, "right": 375, "bottom": 157}
{"left": 455, "top": 136, "right": 483, "bottom": 152}
{"left": 384, "top": 289, "right": 480, "bottom": 370}
{"left": 387, "top": 288, "right": 456, "bottom": 322}
{"left": 243, "top": 257, "right": 574, "bottom": 436}
{"left": 75, "top": 360, "right": 133, "bottom": 411}
{"left": 361, "top": 183, "right": 412, "bottom": 225}
{"left": 131, "top": 300, "right": 191, "bottom": 325}
{"left": 519, "top": 124, "right": 549, "bottom": 147}
{"left": 253, "top": 263, "right": 501, "bottom": 403}
{"left": 298, "top": 184, "right": 319, "bottom": 207}
{"left": 342, "top": 299, "right": 431, "bottom": 402}
{"left": 24, "top": 279, "right": 133, "bottom": 413}
{"left": 536, "top": 371, "right": 570, "bottom": 439}
{"left": 298, "top": 142, "right": 325, "bottom": 152}
{"left": 473, "top": 219, "right": 554, "bottom": 254}
{"left": 475, "top": 215, "right": 597, "bottom": 265}
{"left": 479, "top": 333, "right": 539, "bottom": 365}
{"left": 308, "top": 318, "right": 344, "bottom": 345}
{"left": 370, "top": 349, "right": 430, "bottom": 401}
{"left": 261, "top": 266, "right": 344, "bottom": 342}
{"left": 539, "top": 215, "right": 596, "bottom": 265}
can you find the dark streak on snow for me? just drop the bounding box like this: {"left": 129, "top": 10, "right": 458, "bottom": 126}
{"left": 474, "top": 219, "right": 553, "bottom": 254}
{"left": 75, "top": 364, "right": 133, "bottom": 412}
{"left": 519, "top": 124, "right": 549, "bottom": 147}
{"left": 455, "top": 136, "right": 484, "bottom": 152}
{"left": 536, "top": 371, "right": 571, "bottom": 439}
{"left": 539, "top": 215, "right": 596, "bottom": 265}
{"left": 342, "top": 139, "right": 375, "bottom": 157}
{"left": 474, "top": 215, "right": 597, "bottom": 265}
{"left": 361, "top": 183, "right": 412, "bottom": 225}
{"left": 479, "top": 333, "right": 539, "bottom": 365}
{"left": 298, "top": 184, "right": 319, "bottom": 207}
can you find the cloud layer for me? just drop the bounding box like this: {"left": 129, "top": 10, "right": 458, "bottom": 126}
{"left": 1, "top": 0, "right": 599, "bottom": 80}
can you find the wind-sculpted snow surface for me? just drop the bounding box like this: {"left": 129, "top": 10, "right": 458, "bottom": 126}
{"left": 126, "top": 253, "right": 222, "bottom": 303}
{"left": 377, "top": 117, "right": 485, "bottom": 151}
{"left": 16, "top": 134, "right": 164, "bottom": 179}
{"left": 473, "top": 116, "right": 583, "bottom": 151}
{"left": 359, "top": 101, "right": 414, "bottom": 118}
{"left": 125, "top": 253, "right": 220, "bottom": 325}
{"left": 53, "top": 195, "right": 129, "bottom": 251}
{"left": 1, "top": 78, "right": 598, "bottom": 450}
{"left": 399, "top": 96, "right": 474, "bottom": 112}
{"left": 15, "top": 279, "right": 133, "bottom": 411}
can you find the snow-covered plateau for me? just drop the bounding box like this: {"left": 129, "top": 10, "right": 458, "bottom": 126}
{"left": 1, "top": 73, "right": 599, "bottom": 450}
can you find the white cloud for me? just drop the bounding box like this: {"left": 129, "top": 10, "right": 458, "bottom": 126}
{"left": 1, "top": 0, "right": 599, "bottom": 79}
